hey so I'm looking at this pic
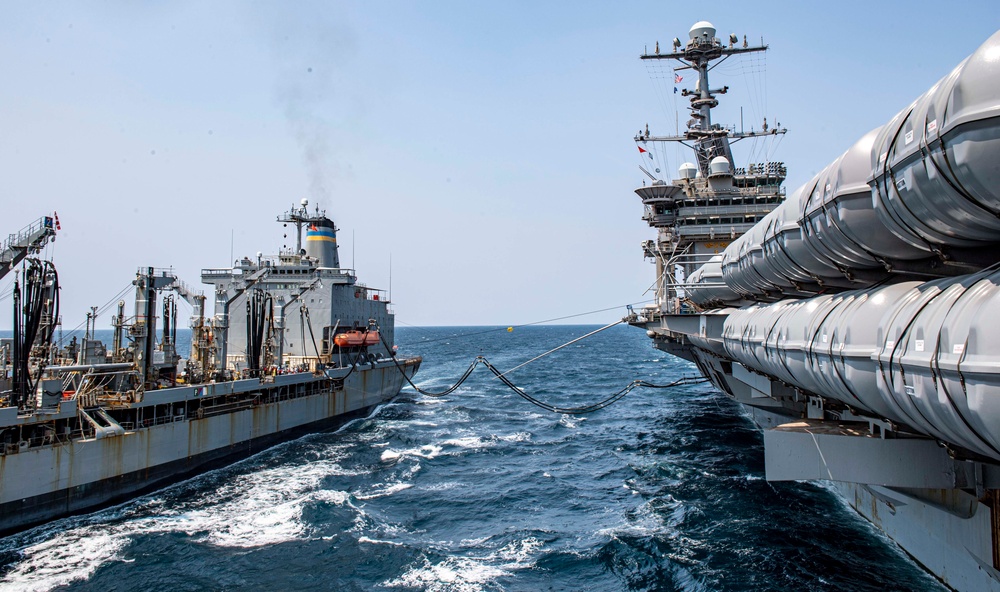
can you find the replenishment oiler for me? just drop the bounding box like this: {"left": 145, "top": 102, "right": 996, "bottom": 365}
{"left": 628, "top": 22, "right": 1000, "bottom": 592}
{"left": 0, "top": 200, "right": 420, "bottom": 534}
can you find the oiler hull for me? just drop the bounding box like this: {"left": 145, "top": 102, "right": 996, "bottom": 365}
{"left": 0, "top": 358, "right": 420, "bottom": 534}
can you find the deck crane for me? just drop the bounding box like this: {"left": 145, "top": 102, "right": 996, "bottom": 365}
{"left": 0, "top": 215, "right": 57, "bottom": 282}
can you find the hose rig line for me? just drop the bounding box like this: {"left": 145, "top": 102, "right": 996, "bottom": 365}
{"left": 378, "top": 328, "right": 708, "bottom": 414}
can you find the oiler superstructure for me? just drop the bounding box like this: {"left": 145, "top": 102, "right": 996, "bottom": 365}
{"left": 0, "top": 201, "right": 420, "bottom": 534}
{"left": 629, "top": 23, "right": 1000, "bottom": 592}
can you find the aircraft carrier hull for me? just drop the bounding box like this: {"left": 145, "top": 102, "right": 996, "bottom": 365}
{"left": 835, "top": 482, "right": 999, "bottom": 592}
{"left": 737, "top": 398, "right": 1000, "bottom": 591}
{"left": 646, "top": 326, "right": 1000, "bottom": 592}
{"left": 629, "top": 25, "right": 1000, "bottom": 591}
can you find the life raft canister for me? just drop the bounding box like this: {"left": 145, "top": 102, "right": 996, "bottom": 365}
{"left": 334, "top": 330, "right": 380, "bottom": 347}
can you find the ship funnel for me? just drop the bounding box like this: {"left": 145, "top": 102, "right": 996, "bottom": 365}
{"left": 305, "top": 217, "right": 340, "bottom": 268}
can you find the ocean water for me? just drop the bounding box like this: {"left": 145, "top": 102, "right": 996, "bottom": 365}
{"left": 0, "top": 325, "right": 944, "bottom": 591}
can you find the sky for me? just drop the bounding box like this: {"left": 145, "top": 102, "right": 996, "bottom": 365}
{"left": 0, "top": 1, "right": 997, "bottom": 331}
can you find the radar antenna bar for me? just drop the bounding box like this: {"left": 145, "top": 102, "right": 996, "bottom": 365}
{"left": 640, "top": 44, "right": 768, "bottom": 61}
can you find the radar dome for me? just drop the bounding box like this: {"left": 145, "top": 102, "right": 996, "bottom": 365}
{"left": 709, "top": 156, "right": 732, "bottom": 176}
{"left": 301, "top": 198, "right": 309, "bottom": 207}
{"left": 678, "top": 162, "right": 698, "bottom": 179}
{"left": 689, "top": 21, "right": 716, "bottom": 41}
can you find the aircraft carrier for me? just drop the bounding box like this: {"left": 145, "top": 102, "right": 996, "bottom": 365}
{"left": 0, "top": 201, "right": 420, "bottom": 534}
{"left": 628, "top": 22, "right": 1000, "bottom": 591}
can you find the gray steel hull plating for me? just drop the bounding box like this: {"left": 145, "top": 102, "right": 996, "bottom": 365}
{"left": 0, "top": 361, "right": 419, "bottom": 535}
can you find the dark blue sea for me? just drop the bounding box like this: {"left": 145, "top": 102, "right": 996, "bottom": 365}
{"left": 0, "top": 325, "right": 944, "bottom": 591}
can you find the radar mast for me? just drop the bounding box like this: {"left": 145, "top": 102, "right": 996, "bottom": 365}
{"left": 633, "top": 21, "right": 787, "bottom": 315}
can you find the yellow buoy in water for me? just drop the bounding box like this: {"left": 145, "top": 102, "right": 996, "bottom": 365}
{"left": 507, "top": 326, "right": 514, "bottom": 332}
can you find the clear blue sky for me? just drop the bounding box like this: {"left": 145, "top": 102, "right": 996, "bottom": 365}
{"left": 1, "top": 1, "right": 997, "bottom": 330}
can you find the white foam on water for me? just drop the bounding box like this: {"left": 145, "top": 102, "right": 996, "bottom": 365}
{"left": 380, "top": 444, "right": 442, "bottom": 462}
{"left": 0, "top": 446, "right": 367, "bottom": 590}
{"left": 420, "top": 481, "right": 462, "bottom": 492}
{"left": 499, "top": 432, "right": 531, "bottom": 443}
{"left": 312, "top": 489, "right": 353, "bottom": 505}
{"left": 0, "top": 524, "right": 129, "bottom": 592}
{"left": 355, "top": 482, "right": 413, "bottom": 500}
{"left": 332, "top": 405, "right": 389, "bottom": 434}
{"left": 442, "top": 436, "right": 487, "bottom": 449}
{"left": 382, "top": 537, "right": 544, "bottom": 592}
{"left": 202, "top": 499, "right": 305, "bottom": 547}
{"left": 496, "top": 537, "right": 544, "bottom": 565}
{"left": 416, "top": 444, "right": 443, "bottom": 458}
{"left": 400, "top": 461, "right": 422, "bottom": 480}
{"left": 441, "top": 431, "right": 533, "bottom": 451}
{"left": 358, "top": 536, "right": 407, "bottom": 547}
{"left": 558, "top": 415, "right": 586, "bottom": 429}
{"left": 173, "top": 459, "right": 354, "bottom": 548}
{"left": 596, "top": 501, "right": 669, "bottom": 539}
{"left": 380, "top": 419, "right": 438, "bottom": 431}
{"left": 728, "top": 473, "right": 763, "bottom": 482}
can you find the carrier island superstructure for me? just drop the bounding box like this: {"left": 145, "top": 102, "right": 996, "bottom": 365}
{"left": 0, "top": 200, "right": 420, "bottom": 534}
{"left": 628, "top": 22, "right": 1000, "bottom": 592}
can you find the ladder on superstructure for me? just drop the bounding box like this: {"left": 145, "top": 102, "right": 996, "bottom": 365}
{"left": 0, "top": 215, "right": 57, "bottom": 281}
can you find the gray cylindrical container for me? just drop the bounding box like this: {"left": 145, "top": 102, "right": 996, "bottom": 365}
{"left": 760, "top": 189, "right": 815, "bottom": 287}
{"left": 759, "top": 300, "right": 798, "bottom": 385}
{"left": 747, "top": 299, "right": 785, "bottom": 376}
{"left": 741, "top": 223, "right": 773, "bottom": 294}
{"left": 772, "top": 190, "right": 841, "bottom": 286}
{"left": 722, "top": 305, "right": 759, "bottom": 369}
{"left": 788, "top": 294, "right": 841, "bottom": 395}
{"left": 872, "top": 278, "right": 956, "bottom": 441}
{"left": 802, "top": 292, "right": 864, "bottom": 408}
{"left": 937, "top": 270, "right": 1000, "bottom": 458}
{"left": 891, "top": 270, "right": 1000, "bottom": 460}
{"left": 686, "top": 256, "right": 742, "bottom": 307}
{"left": 870, "top": 29, "right": 1000, "bottom": 251}
{"left": 807, "top": 129, "right": 928, "bottom": 269}
{"left": 719, "top": 31, "right": 1000, "bottom": 303}
{"left": 810, "top": 282, "right": 921, "bottom": 421}
{"left": 720, "top": 236, "right": 747, "bottom": 297}
{"left": 722, "top": 266, "right": 1000, "bottom": 462}
{"left": 755, "top": 214, "right": 799, "bottom": 292}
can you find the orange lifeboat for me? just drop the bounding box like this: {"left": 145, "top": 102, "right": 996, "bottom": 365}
{"left": 334, "top": 330, "right": 380, "bottom": 347}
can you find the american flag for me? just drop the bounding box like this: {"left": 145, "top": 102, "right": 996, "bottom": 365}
{"left": 674, "top": 73, "right": 683, "bottom": 83}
